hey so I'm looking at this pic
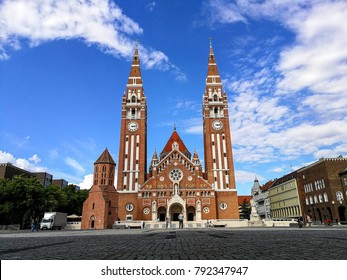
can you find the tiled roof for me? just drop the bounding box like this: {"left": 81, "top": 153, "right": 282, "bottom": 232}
{"left": 95, "top": 148, "right": 115, "bottom": 165}
{"left": 161, "top": 130, "right": 190, "bottom": 154}
{"left": 238, "top": 195, "right": 252, "bottom": 204}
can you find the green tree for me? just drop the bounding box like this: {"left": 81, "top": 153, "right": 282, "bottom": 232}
{"left": 0, "top": 177, "right": 89, "bottom": 228}
{"left": 0, "top": 176, "right": 45, "bottom": 227}
{"left": 240, "top": 198, "right": 251, "bottom": 220}
{"left": 61, "top": 185, "right": 88, "bottom": 215}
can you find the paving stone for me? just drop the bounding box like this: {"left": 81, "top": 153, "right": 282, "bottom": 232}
{"left": 0, "top": 227, "right": 347, "bottom": 259}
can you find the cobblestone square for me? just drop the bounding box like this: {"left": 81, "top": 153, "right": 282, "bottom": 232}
{"left": 1, "top": 227, "right": 347, "bottom": 260}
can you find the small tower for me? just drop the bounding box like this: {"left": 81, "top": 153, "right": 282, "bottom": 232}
{"left": 149, "top": 149, "right": 159, "bottom": 176}
{"left": 81, "top": 148, "right": 118, "bottom": 229}
{"left": 93, "top": 148, "right": 116, "bottom": 190}
{"left": 251, "top": 176, "right": 261, "bottom": 196}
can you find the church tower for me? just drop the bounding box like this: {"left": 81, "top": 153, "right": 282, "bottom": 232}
{"left": 202, "top": 41, "right": 239, "bottom": 218}
{"left": 81, "top": 148, "right": 118, "bottom": 229}
{"left": 117, "top": 44, "right": 147, "bottom": 193}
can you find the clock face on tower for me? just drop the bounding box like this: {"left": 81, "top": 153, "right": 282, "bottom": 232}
{"left": 212, "top": 120, "right": 223, "bottom": 130}
{"left": 128, "top": 121, "right": 138, "bottom": 132}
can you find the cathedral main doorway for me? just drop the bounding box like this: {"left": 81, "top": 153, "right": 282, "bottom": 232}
{"left": 170, "top": 204, "right": 183, "bottom": 221}
{"left": 158, "top": 207, "right": 166, "bottom": 222}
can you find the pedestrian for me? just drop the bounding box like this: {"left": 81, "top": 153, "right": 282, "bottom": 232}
{"left": 165, "top": 216, "right": 170, "bottom": 229}
{"left": 31, "top": 219, "right": 36, "bottom": 232}
{"left": 297, "top": 217, "right": 303, "bottom": 228}
{"left": 178, "top": 212, "right": 184, "bottom": 229}
{"left": 141, "top": 221, "right": 145, "bottom": 229}
{"left": 335, "top": 217, "right": 339, "bottom": 225}
{"left": 306, "top": 214, "right": 312, "bottom": 227}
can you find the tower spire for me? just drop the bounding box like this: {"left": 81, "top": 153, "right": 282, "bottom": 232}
{"left": 207, "top": 39, "right": 220, "bottom": 81}
{"left": 127, "top": 43, "right": 143, "bottom": 90}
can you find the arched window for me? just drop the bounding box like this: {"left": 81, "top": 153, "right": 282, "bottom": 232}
{"left": 214, "top": 108, "right": 218, "bottom": 116}
{"left": 324, "top": 193, "right": 328, "bottom": 202}
{"left": 336, "top": 191, "right": 344, "bottom": 201}
{"left": 318, "top": 194, "right": 323, "bottom": 203}
{"left": 131, "top": 95, "right": 137, "bottom": 103}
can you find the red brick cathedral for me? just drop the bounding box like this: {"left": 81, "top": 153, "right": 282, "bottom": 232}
{"left": 81, "top": 43, "right": 239, "bottom": 229}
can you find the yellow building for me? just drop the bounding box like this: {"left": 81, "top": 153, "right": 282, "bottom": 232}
{"left": 268, "top": 173, "right": 303, "bottom": 220}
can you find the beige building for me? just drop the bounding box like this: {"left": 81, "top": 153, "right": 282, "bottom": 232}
{"left": 268, "top": 172, "right": 302, "bottom": 220}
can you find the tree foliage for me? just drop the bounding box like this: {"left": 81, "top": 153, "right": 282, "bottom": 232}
{"left": 0, "top": 176, "right": 88, "bottom": 228}
{"left": 240, "top": 198, "right": 251, "bottom": 220}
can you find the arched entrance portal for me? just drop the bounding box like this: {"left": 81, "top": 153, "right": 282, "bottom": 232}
{"left": 187, "top": 206, "right": 196, "bottom": 221}
{"left": 89, "top": 215, "right": 95, "bottom": 229}
{"left": 158, "top": 207, "right": 166, "bottom": 222}
{"left": 170, "top": 204, "right": 183, "bottom": 221}
{"left": 338, "top": 206, "right": 346, "bottom": 222}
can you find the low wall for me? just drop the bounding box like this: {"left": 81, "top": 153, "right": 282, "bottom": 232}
{"left": 66, "top": 222, "right": 81, "bottom": 230}
{"left": 263, "top": 219, "right": 296, "bottom": 227}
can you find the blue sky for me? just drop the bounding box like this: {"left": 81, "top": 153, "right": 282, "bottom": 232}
{"left": 1, "top": 0, "right": 347, "bottom": 195}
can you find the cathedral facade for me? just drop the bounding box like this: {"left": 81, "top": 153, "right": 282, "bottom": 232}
{"left": 81, "top": 43, "right": 239, "bottom": 229}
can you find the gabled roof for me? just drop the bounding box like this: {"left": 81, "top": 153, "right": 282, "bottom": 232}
{"left": 261, "top": 180, "right": 276, "bottom": 191}
{"left": 95, "top": 148, "right": 115, "bottom": 165}
{"left": 238, "top": 195, "right": 252, "bottom": 205}
{"left": 160, "top": 130, "right": 190, "bottom": 159}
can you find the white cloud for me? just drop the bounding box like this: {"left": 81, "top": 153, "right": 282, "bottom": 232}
{"left": 276, "top": 1, "right": 347, "bottom": 115}
{"left": 235, "top": 170, "right": 264, "bottom": 183}
{"left": 268, "top": 167, "right": 284, "bottom": 173}
{"left": 202, "top": 0, "right": 246, "bottom": 26}
{"left": 65, "top": 157, "right": 85, "bottom": 173}
{"left": 0, "top": 0, "right": 184, "bottom": 78}
{"left": 146, "top": 2, "right": 156, "bottom": 12}
{"left": 203, "top": 0, "right": 347, "bottom": 167}
{"left": 29, "top": 154, "right": 41, "bottom": 164}
{"left": 0, "top": 150, "right": 47, "bottom": 172}
{"left": 0, "top": 151, "right": 15, "bottom": 162}
{"left": 78, "top": 173, "right": 93, "bottom": 190}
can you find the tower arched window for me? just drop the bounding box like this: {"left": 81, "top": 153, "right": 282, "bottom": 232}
{"left": 131, "top": 95, "right": 137, "bottom": 103}
{"left": 213, "top": 94, "right": 218, "bottom": 101}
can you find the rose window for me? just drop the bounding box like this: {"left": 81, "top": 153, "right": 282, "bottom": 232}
{"left": 170, "top": 169, "right": 182, "bottom": 181}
